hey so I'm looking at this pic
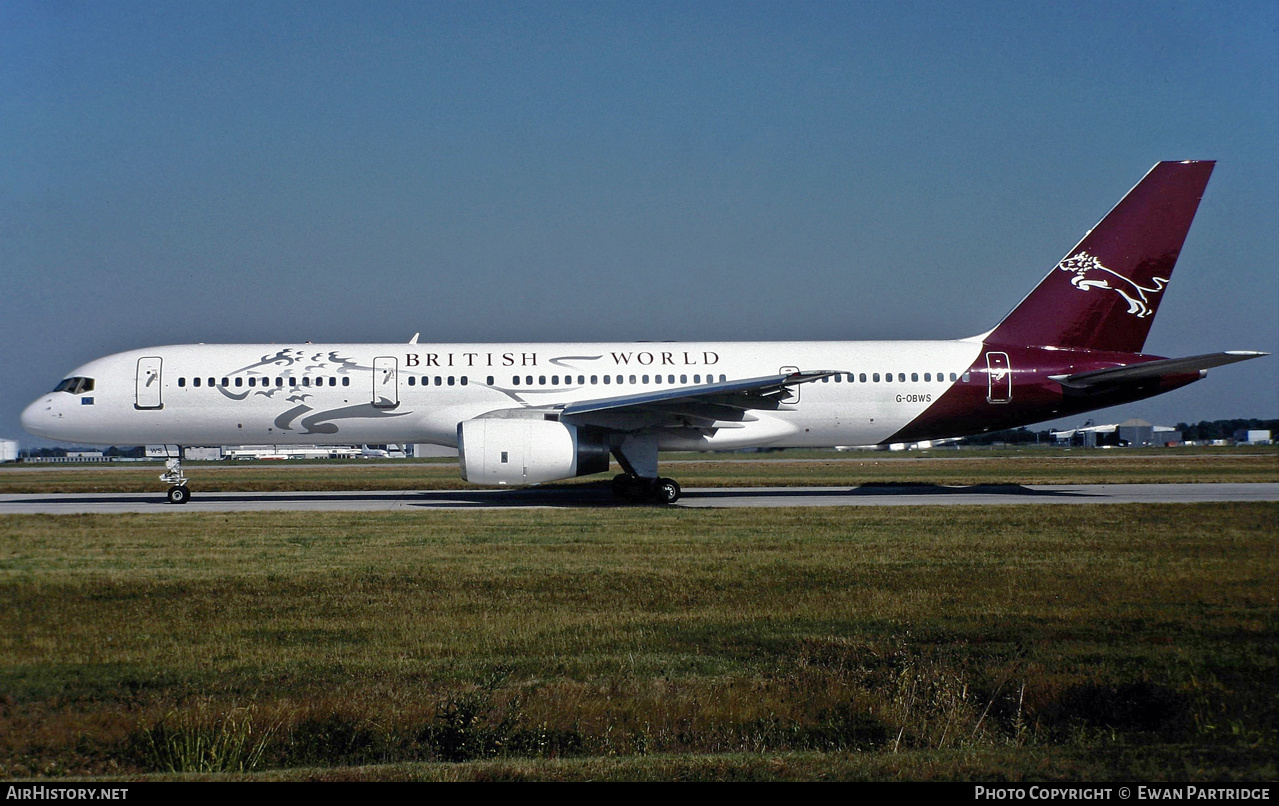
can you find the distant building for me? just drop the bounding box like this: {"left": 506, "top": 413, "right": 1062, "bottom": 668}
{"left": 412, "top": 443, "right": 459, "bottom": 458}
{"left": 223, "top": 445, "right": 363, "bottom": 460}
{"left": 149, "top": 444, "right": 365, "bottom": 460}
{"left": 0, "top": 439, "right": 19, "bottom": 463}
{"left": 1052, "top": 420, "right": 1181, "bottom": 448}
{"left": 1233, "top": 429, "right": 1272, "bottom": 445}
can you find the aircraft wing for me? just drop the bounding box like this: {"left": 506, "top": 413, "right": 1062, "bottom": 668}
{"left": 557, "top": 370, "right": 839, "bottom": 429}
{"left": 472, "top": 371, "right": 839, "bottom": 430}
{"left": 1049, "top": 351, "right": 1267, "bottom": 390}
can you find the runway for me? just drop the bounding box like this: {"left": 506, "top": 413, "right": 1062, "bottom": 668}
{"left": 1, "top": 483, "right": 1276, "bottom": 513}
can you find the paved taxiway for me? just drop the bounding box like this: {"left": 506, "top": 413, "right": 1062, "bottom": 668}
{"left": 1, "top": 483, "right": 1276, "bottom": 513}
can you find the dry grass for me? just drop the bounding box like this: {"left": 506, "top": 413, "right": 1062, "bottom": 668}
{"left": 1, "top": 504, "right": 1276, "bottom": 779}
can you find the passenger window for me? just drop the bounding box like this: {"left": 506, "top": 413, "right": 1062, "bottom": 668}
{"left": 235, "top": 377, "right": 243, "bottom": 387}
{"left": 911, "top": 373, "right": 918, "bottom": 382}
{"left": 487, "top": 376, "right": 495, "bottom": 385}
{"left": 604, "top": 375, "right": 611, "bottom": 384}
{"left": 408, "top": 377, "right": 416, "bottom": 386}
{"left": 630, "top": 375, "right": 637, "bottom": 384}
{"left": 178, "top": 377, "right": 186, "bottom": 387}
{"left": 884, "top": 373, "right": 891, "bottom": 383}
{"left": 859, "top": 373, "right": 866, "bottom": 383}
{"left": 898, "top": 373, "right": 906, "bottom": 382}
{"left": 512, "top": 376, "right": 520, "bottom": 385}
{"left": 833, "top": 374, "right": 841, "bottom": 383}
{"left": 680, "top": 375, "right": 687, "bottom": 384}
{"left": 590, "top": 375, "right": 598, "bottom": 384}
{"left": 460, "top": 377, "right": 468, "bottom": 386}
{"left": 447, "top": 377, "right": 455, "bottom": 386}
{"left": 642, "top": 375, "right": 649, "bottom": 384}
{"left": 924, "top": 373, "right": 931, "bottom": 382}
{"left": 276, "top": 377, "right": 284, "bottom": 387}
{"left": 193, "top": 377, "right": 201, "bottom": 387}
{"left": 873, "top": 373, "right": 880, "bottom": 382}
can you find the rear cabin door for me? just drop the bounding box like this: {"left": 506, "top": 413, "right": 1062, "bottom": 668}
{"left": 985, "top": 352, "right": 1012, "bottom": 404}
{"left": 779, "top": 365, "right": 801, "bottom": 404}
{"left": 373, "top": 356, "right": 399, "bottom": 408}
{"left": 135, "top": 357, "right": 163, "bottom": 409}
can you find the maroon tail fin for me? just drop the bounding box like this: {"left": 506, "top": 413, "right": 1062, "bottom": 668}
{"left": 986, "top": 161, "right": 1214, "bottom": 353}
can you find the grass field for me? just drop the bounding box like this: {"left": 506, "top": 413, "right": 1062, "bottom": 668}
{"left": 2, "top": 499, "right": 1276, "bottom": 781}
{"left": 1, "top": 446, "right": 1275, "bottom": 494}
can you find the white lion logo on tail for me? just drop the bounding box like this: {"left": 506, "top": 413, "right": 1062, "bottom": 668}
{"left": 1057, "top": 251, "right": 1168, "bottom": 318}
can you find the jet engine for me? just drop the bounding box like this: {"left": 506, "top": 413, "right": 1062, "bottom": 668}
{"left": 457, "top": 419, "right": 610, "bottom": 485}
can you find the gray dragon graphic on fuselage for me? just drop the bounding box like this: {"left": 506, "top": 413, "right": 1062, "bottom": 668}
{"left": 212, "top": 348, "right": 410, "bottom": 435}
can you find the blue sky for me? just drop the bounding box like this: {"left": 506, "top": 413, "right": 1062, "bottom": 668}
{"left": 3, "top": 0, "right": 1276, "bottom": 444}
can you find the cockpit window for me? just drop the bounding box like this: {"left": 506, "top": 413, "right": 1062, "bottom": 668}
{"left": 53, "top": 377, "right": 95, "bottom": 395}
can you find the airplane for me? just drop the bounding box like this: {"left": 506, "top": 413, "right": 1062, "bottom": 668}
{"left": 21, "top": 161, "right": 1267, "bottom": 504}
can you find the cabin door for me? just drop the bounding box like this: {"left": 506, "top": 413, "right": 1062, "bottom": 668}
{"left": 373, "top": 356, "right": 399, "bottom": 408}
{"left": 985, "top": 352, "right": 1011, "bottom": 404}
{"left": 135, "top": 357, "right": 163, "bottom": 409}
{"left": 779, "top": 366, "right": 800, "bottom": 403}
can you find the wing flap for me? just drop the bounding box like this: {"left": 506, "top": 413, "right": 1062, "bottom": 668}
{"left": 560, "top": 373, "right": 839, "bottom": 422}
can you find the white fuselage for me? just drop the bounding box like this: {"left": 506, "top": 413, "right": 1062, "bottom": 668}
{"left": 22, "top": 340, "right": 983, "bottom": 449}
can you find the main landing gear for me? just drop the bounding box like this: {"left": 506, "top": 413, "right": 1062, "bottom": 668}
{"left": 612, "top": 474, "right": 681, "bottom": 504}
{"left": 609, "top": 434, "right": 681, "bottom": 504}
{"left": 161, "top": 456, "right": 191, "bottom": 504}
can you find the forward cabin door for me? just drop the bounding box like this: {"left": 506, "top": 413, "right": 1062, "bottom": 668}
{"left": 985, "top": 352, "right": 1011, "bottom": 404}
{"left": 135, "top": 356, "right": 163, "bottom": 409}
{"left": 373, "top": 356, "right": 399, "bottom": 408}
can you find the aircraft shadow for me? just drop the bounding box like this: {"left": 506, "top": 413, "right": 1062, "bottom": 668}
{"left": 8, "top": 483, "right": 1097, "bottom": 511}
{"left": 686, "top": 483, "right": 1098, "bottom": 500}
{"left": 408, "top": 483, "right": 1100, "bottom": 507}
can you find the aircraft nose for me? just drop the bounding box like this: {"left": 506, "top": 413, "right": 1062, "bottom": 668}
{"left": 20, "top": 396, "right": 59, "bottom": 438}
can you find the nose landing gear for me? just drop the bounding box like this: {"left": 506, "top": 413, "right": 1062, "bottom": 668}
{"left": 160, "top": 456, "right": 191, "bottom": 504}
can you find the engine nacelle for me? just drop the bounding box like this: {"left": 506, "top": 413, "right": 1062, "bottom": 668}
{"left": 457, "top": 419, "right": 610, "bottom": 486}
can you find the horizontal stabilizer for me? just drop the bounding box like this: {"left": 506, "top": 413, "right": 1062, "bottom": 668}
{"left": 1049, "top": 351, "right": 1267, "bottom": 389}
